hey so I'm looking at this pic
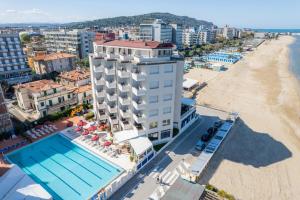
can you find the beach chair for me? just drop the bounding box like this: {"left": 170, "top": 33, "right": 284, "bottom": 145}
{"left": 26, "top": 130, "right": 37, "bottom": 139}
{"left": 36, "top": 129, "right": 46, "bottom": 136}
{"left": 44, "top": 125, "right": 54, "bottom": 132}
{"left": 31, "top": 129, "right": 42, "bottom": 137}
{"left": 41, "top": 127, "right": 51, "bottom": 134}
{"left": 49, "top": 124, "right": 58, "bottom": 130}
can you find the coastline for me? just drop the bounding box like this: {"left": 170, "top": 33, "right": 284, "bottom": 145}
{"left": 190, "top": 36, "right": 300, "bottom": 200}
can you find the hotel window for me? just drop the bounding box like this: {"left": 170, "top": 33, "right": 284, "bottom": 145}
{"left": 149, "top": 95, "right": 158, "bottom": 104}
{"left": 149, "top": 81, "right": 159, "bottom": 89}
{"left": 161, "top": 129, "right": 171, "bottom": 139}
{"left": 164, "top": 80, "right": 173, "bottom": 87}
{"left": 49, "top": 100, "right": 53, "bottom": 106}
{"left": 149, "top": 66, "right": 159, "bottom": 74}
{"left": 149, "top": 109, "right": 159, "bottom": 117}
{"left": 148, "top": 132, "right": 159, "bottom": 141}
{"left": 40, "top": 102, "right": 45, "bottom": 107}
{"left": 149, "top": 121, "right": 158, "bottom": 129}
{"left": 163, "top": 107, "right": 171, "bottom": 114}
{"left": 163, "top": 94, "right": 172, "bottom": 101}
{"left": 164, "top": 65, "right": 173, "bottom": 73}
{"left": 162, "top": 119, "right": 171, "bottom": 126}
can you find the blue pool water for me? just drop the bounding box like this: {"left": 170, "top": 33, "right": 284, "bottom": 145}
{"left": 7, "top": 134, "right": 123, "bottom": 200}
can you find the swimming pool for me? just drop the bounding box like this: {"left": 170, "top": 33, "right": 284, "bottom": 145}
{"left": 7, "top": 134, "right": 123, "bottom": 200}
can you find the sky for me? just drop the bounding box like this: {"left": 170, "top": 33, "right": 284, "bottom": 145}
{"left": 0, "top": 0, "right": 299, "bottom": 28}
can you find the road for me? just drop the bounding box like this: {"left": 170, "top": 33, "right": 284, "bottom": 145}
{"left": 109, "top": 107, "right": 224, "bottom": 200}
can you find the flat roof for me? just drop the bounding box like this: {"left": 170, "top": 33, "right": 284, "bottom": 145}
{"left": 161, "top": 178, "right": 205, "bottom": 200}
{"left": 183, "top": 78, "right": 198, "bottom": 89}
{"left": 114, "top": 129, "right": 139, "bottom": 144}
{"left": 95, "top": 40, "right": 173, "bottom": 49}
{"left": 0, "top": 165, "right": 52, "bottom": 200}
{"left": 129, "top": 137, "right": 152, "bottom": 155}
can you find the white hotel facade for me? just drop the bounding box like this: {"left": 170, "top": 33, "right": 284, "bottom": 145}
{"left": 89, "top": 40, "right": 185, "bottom": 144}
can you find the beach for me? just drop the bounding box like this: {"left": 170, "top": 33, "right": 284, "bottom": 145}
{"left": 189, "top": 36, "right": 300, "bottom": 200}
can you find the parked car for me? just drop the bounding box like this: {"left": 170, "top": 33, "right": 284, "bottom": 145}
{"left": 214, "top": 120, "right": 223, "bottom": 128}
{"left": 195, "top": 140, "right": 206, "bottom": 151}
{"left": 201, "top": 134, "right": 210, "bottom": 142}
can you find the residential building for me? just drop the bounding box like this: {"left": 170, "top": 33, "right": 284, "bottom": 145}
{"left": 32, "top": 52, "right": 76, "bottom": 74}
{"left": 182, "top": 29, "right": 196, "bottom": 46}
{"left": 222, "top": 25, "right": 241, "bottom": 39}
{"left": 196, "top": 29, "right": 216, "bottom": 44}
{"left": 0, "top": 85, "right": 13, "bottom": 134}
{"left": 14, "top": 79, "right": 77, "bottom": 118}
{"left": 43, "top": 29, "right": 96, "bottom": 58}
{"left": 140, "top": 19, "right": 173, "bottom": 43}
{"left": 0, "top": 32, "right": 32, "bottom": 85}
{"left": 74, "top": 84, "right": 93, "bottom": 105}
{"left": 170, "top": 23, "right": 183, "bottom": 49}
{"left": 58, "top": 69, "right": 90, "bottom": 87}
{"left": 90, "top": 40, "right": 184, "bottom": 144}
{"left": 95, "top": 32, "right": 116, "bottom": 41}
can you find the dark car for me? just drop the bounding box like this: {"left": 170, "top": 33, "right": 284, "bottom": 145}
{"left": 214, "top": 120, "right": 223, "bottom": 128}
{"left": 201, "top": 134, "right": 210, "bottom": 142}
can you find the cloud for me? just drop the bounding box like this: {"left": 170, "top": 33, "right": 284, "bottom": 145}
{"left": 5, "top": 9, "right": 17, "bottom": 13}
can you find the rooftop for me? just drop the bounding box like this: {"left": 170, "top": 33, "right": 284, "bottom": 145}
{"left": 14, "top": 79, "right": 63, "bottom": 93}
{"left": 59, "top": 69, "right": 90, "bottom": 81}
{"left": 95, "top": 40, "right": 173, "bottom": 49}
{"left": 33, "top": 52, "right": 76, "bottom": 61}
{"left": 74, "top": 85, "right": 92, "bottom": 93}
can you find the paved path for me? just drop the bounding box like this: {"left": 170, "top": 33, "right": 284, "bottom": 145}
{"left": 109, "top": 108, "right": 222, "bottom": 200}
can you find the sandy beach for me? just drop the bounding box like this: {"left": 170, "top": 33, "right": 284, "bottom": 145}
{"left": 189, "top": 36, "right": 300, "bottom": 200}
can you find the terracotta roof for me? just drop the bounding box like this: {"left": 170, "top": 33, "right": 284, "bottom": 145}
{"left": 95, "top": 40, "right": 174, "bottom": 49}
{"left": 14, "top": 79, "right": 63, "bottom": 93}
{"left": 74, "top": 85, "right": 92, "bottom": 93}
{"left": 33, "top": 52, "right": 76, "bottom": 61}
{"left": 59, "top": 69, "right": 90, "bottom": 81}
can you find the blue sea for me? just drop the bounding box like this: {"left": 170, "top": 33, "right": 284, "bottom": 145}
{"left": 289, "top": 36, "right": 300, "bottom": 83}
{"left": 254, "top": 29, "right": 300, "bottom": 33}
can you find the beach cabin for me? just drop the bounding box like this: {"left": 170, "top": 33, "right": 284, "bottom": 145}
{"left": 128, "top": 137, "right": 154, "bottom": 171}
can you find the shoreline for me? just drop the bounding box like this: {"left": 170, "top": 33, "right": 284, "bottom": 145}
{"left": 190, "top": 35, "right": 300, "bottom": 200}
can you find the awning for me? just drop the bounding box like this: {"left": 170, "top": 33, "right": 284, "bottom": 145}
{"left": 181, "top": 98, "right": 196, "bottom": 106}
{"left": 183, "top": 78, "right": 198, "bottom": 90}
{"left": 129, "top": 137, "right": 152, "bottom": 156}
{"left": 113, "top": 130, "right": 139, "bottom": 144}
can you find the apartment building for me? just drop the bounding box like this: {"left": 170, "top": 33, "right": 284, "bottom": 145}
{"left": 58, "top": 69, "right": 90, "bottom": 87}
{"left": 0, "top": 32, "right": 32, "bottom": 85}
{"left": 183, "top": 28, "right": 216, "bottom": 46}
{"left": 43, "top": 29, "right": 96, "bottom": 58}
{"left": 183, "top": 29, "right": 196, "bottom": 46}
{"left": 90, "top": 40, "right": 184, "bottom": 144}
{"left": 32, "top": 52, "right": 76, "bottom": 74}
{"left": 0, "top": 85, "right": 13, "bottom": 134}
{"left": 222, "top": 25, "right": 241, "bottom": 40}
{"left": 170, "top": 23, "right": 183, "bottom": 49}
{"left": 140, "top": 19, "right": 173, "bottom": 43}
{"left": 14, "top": 80, "right": 77, "bottom": 118}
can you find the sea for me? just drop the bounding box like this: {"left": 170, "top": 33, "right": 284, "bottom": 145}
{"left": 289, "top": 35, "right": 300, "bottom": 83}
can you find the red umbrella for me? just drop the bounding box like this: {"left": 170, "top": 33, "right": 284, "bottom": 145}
{"left": 91, "top": 135, "right": 99, "bottom": 141}
{"left": 82, "top": 130, "right": 89, "bottom": 136}
{"left": 77, "top": 120, "right": 87, "bottom": 127}
{"left": 88, "top": 125, "right": 97, "bottom": 131}
{"left": 103, "top": 141, "right": 112, "bottom": 146}
{"left": 75, "top": 127, "right": 81, "bottom": 132}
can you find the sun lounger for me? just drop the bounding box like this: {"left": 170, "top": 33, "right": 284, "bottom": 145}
{"left": 44, "top": 125, "right": 54, "bottom": 132}
{"left": 36, "top": 129, "right": 46, "bottom": 135}
{"left": 26, "top": 130, "right": 37, "bottom": 139}
{"left": 41, "top": 127, "right": 50, "bottom": 134}
{"left": 32, "top": 129, "right": 42, "bottom": 137}
{"left": 49, "top": 124, "right": 58, "bottom": 130}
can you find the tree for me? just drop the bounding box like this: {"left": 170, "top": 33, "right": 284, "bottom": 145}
{"left": 75, "top": 58, "right": 90, "bottom": 68}
{"left": 20, "top": 33, "right": 30, "bottom": 44}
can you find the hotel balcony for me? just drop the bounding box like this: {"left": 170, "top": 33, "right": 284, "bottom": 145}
{"left": 120, "top": 120, "right": 131, "bottom": 130}
{"left": 97, "top": 112, "right": 107, "bottom": 121}
{"left": 93, "top": 65, "right": 104, "bottom": 73}
{"left": 133, "top": 113, "right": 146, "bottom": 123}
{"left": 119, "top": 55, "right": 133, "bottom": 62}
{"left": 118, "top": 96, "right": 130, "bottom": 106}
{"left": 132, "top": 100, "right": 146, "bottom": 110}
{"left": 94, "top": 78, "right": 105, "bottom": 86}
{"left": 106, "top": 93, "right": 117, "bottom": 102}
{"left": 118, "top": 83, "right": 130, "bottom": 92}
{"left": 97, "top": 101, "right": 105, "bottom": 109}
{"left": 133, "top": 123, "right": 146, "bottom": 134}
{"left": 106, "top": 53, "right": 118, "bottom": 60}
{"left": 117, "top": 70, "right": 130, "bottom": 78}
{"left": 109, "top": 116, "right": 118, "bottom": 124}
{"left": 96, "top": 90, "right": 105, "bottom": 99}
{"left": 132, "top": 86, "right": 146, "bottom": 96}
{"left": 119, "top": 109, "right": 131, "bottom": 118}
{"left": 105, "top": 81, "right": 116, "bottom": 88}
{"left": 107, "top": 105, "right": 117, "bottom": 113}
{"left": 132, "top": 71, "right": 146, "bottom": 81}
{"left": 94, "top": 52, "right": 106, "bottom": 59}
{"left": 104, "top": 67, "right": 115, "bottom": 75}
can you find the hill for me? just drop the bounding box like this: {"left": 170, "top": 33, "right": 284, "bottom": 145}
{"left": 67, "top": 12, "right": 214, "bottom": 28}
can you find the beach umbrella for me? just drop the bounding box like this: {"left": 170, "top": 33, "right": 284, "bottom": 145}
{"left": 77, "top": 120, "right": 87, "bottom": 127}
{"left": 82, "top": 130, "right": 89, "bottom": 136}
{"left": 88, "top": 125, "right": 97, "bottom": 131}
{"left": 91, "top": 135, "right": 99, "bottom": 141}
{"left": 103, "top": 141, "right": 112, "bottom": 146}
{"left": 75, "top": 127, "right": 81, "bottom": 132}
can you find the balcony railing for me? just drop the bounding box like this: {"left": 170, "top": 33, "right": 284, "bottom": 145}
{"left": 118, "top": 83, "right": 130, "bottom": 92}
{"left": 117, "top": 70, "right": 130, "bottom": 78}
{"left": 94, "top": 78, "right": 105, "bottom": 85}
{"left": 106, "top": 81, "right": 116, "bottom": 88}
{"left": 107, "top": 105, "right": 117, "bottom": 113}
{"left": 120, "top": 120, "right": 131, "bottom": 130}
{"left": 120, "top": 109, "right": 131, "bottom": 118}
{"left": 104, "top": 67, "right": 115, "bottom": 75}
{"left": 96, "top": 90, "right": 105, "bottom": 98}
{"left": 132, "top": 71, "right": 146, "bottom": 81}
{"left": 106, "top": 93, "right": 117, "bottom": 102}
{"left": 93, "top": 65, "right": 104, "bottom": 73}
{"left": 133, "top": 113, "right": 146, "bottom": 123}
{"left": 97, "top": 102, "right": 105, "bottom": 109}
{"left": 118, "top": 96, "right": 130, "bottom": 105}
{"left": 109, "top": 116, "right": 118, "bottom": 124}
{"left": 132, "top": 100, "right": 146, "bottom": 110}
{"left": 132, "top": 86, "right": 146, "bottom": 96}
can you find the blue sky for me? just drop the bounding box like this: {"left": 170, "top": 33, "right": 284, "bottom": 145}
{"left": 0, "top": 0, "right": 299, "bottom": 28}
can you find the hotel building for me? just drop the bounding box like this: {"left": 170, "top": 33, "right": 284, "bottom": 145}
{"left": 0, "top": 32, "right": 32, "bottom": 85}
{"left": 0, "top": 85, "right": 13, "bottom": 134}
{"left": 43, "top": 29, "right": 96, "bottom": 58}
{"left": 90, "top": 40, "right": 184, "bottom": 144}
{"left": 139, "top": 19, "right": 173, "bottom": 43}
